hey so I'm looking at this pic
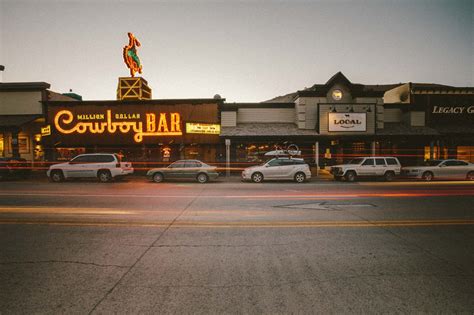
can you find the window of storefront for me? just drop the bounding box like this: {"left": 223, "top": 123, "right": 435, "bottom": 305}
{"left": 457, "top": 146, "right": 474, "bottom": 163}
{"left": 351, "top": 142, "right": 366, "bottom": 156}
{"left": 55, "top": 147, "right": 86, "bottom": 161}
{"left": 236, "top": 144, "right": 270, "bottom": 163}
{"left": 0, "top": 135, "right": 3, "bottom": 156}
{"left": 424, "top": 146, "right": 449, "bottom": 161}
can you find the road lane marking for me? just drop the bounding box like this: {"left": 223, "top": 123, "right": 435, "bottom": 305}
{"left": 1, "top": 219, "right": 473, "bottom": 228}
{"left": 0, "top": 207, "right": 135, "bottom": 215}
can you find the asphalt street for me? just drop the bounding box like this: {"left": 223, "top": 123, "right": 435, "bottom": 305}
{"left": 0, "top": 176, "right": 473, "bottom": 313}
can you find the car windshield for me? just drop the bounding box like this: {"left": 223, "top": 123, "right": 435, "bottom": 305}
{"left": 423, "top": 160, "right": 443, "bottom": 166}
{"left": 346, "top": 158, "right": 364, "bottom": 165}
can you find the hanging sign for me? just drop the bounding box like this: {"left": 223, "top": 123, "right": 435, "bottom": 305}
{"left": 41, "top": 125, "right": 51, "bottom": 136}
{"left": 328, "top": 113, "right": 367, "bottom": 132}
{"left": 186, "top": 123, "right": 220, "bottom": 135}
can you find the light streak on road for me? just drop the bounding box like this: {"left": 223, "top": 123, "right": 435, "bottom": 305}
{"left": 0, "top": 207, "right": 135, "bottom": 215}
{"left": 0, "top": 190, "right": 473, "bottom": 199}
{"left": 0, "top": 218, "right": 473, "bottom": 228}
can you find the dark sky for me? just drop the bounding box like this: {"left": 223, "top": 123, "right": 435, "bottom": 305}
{"left": 1, "top": 0, "right": 473, "bottom": 101}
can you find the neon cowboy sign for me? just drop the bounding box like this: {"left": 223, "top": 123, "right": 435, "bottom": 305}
{"left": 54, "top": 109, "right": 182, "bottom": 143}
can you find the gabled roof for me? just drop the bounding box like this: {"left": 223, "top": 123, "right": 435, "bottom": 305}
{"left": 324, "top": 71, "right": 352, "bottom": 87}
{"left": 295, "top": 72, "right": 402, "bottom": 98}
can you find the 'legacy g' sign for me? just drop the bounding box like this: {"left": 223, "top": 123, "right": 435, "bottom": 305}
{"left": 329, "top": 113, "right": 367, "bottom": 132}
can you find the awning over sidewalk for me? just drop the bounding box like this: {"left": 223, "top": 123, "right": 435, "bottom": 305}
{"left": 220, "top": 123, "right": 319, "bottom": 137}
{"left": 0, "top": 115, "right": 41, "bottom": 129}
{"left": 377, "top": 123, "right": 440, "bottom": 136}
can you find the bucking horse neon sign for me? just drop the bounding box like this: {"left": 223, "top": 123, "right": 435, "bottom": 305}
{"left": 123, "top": 32, "right": 143, "bottom": 77}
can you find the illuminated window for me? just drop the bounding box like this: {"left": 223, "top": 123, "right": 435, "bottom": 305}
{"left": 424, "top": 146, "right": 441, "bottom": 160}
{"left": 457, "top": 146, "right": 474, "bottom": 163}
{"left": 0, "top": 136, "right": 3, "bottom": 156}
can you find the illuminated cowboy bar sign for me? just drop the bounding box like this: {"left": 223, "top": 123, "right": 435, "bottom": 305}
{"left": 45, "top": 101, "right": 222, "bottom": 146}
{"left": 54, "top": 109, "right": 182, "bottom": 143}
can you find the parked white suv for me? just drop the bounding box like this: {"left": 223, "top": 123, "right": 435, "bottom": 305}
{"left": 330, "top": 157, "right": 401, "bottom": 182}
{"left": 47, "top": 153, "right": 134, "bottom": 183}
{"left": 242, "top": 157, "right": 311, "bottom": 183}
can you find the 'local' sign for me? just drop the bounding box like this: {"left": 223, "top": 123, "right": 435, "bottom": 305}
{"left": 328, "top": 113, "right": 367, "bottom": 132}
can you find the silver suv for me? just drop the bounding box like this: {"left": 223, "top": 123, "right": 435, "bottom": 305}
{"left": 330, "top": 157, "right": 401, "bottom": 182}
{"left": 47, "top": 153, "right": 134, "bottom": 183}
{"left": 242, "top": 157, "right": 311, "bottom": 183}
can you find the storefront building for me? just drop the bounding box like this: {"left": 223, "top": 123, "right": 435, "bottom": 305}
{"left": 220, "top": 72, "right": 474, "bottom": 166}
{"left": 3, "top": 73, "right": 473, "bottom": 169}
{"left": 384, "top": 83, "right": 474, "bottom": 163}
{"left": 43, "top": 98, "right": 224, "bottom": 167}
{"left": 0, "top": 82, "right": 77, "bottom": 162}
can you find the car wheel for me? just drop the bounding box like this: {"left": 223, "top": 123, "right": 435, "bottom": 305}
{"left": 384, "top": 171, "right": 395, "bottom": 182}
{"left": 197, "top": 173, "right": 209, "bottom": 183}
{"left": 98, "top": 170, "right": 112, "bottom": 183}
{"left": 152, "top": 172, "right": 164, "bottom": 183}
{"left": 50, "top": 170, "right": 64, "bottom": 183}
{"left": 467, "top": 171, "right": 474, "bottom": 181}
{"left": 344, "top": 171, "right": 356, "bottom": 182}
{"left": 294, "top": 172, "right": 306, "bottom": 183}
{"left": 422, "top": 171, "right": 434, "bottom": 182}
{"left": 251, "top": 172, "right": 264, "bottom": 183}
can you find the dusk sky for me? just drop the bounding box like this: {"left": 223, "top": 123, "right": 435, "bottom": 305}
{"left": 1, "top": 0, "right": 473, "bottom": 102}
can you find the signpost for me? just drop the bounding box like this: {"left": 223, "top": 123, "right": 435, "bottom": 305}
{"left": 225, "top": 139, "right": 231, "bottom": 177}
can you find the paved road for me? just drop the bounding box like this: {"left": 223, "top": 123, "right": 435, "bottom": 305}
{"left": 1, "top": 178, "right": 473, "bottom": 313}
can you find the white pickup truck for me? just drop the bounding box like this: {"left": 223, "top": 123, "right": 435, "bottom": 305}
{"left": 330, "top": 157, "right": 401, "bottom": 182}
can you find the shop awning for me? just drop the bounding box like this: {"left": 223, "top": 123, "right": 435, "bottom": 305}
{"left": 0, "top": 115, "right": 42, "bottom": 129}
{"left": 435, "top": 125, "right": 474, "bottom": 135}
{"left": 220, "top": 123, "right": 319, "bottom": 137}
{"left": 377, "top": 123, "right": 440, "bottom": 136}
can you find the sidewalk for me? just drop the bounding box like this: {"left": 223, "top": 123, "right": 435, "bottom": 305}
{"left": 218, "top": 168, "right": 334, "bottom": 182}
{"left": 24, "top": 169, "right": 335, "bottom": 182}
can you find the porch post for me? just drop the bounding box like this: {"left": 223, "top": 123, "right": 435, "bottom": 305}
{"left": 315, "top": 141, "right": 319, "bottom": 177}
{"left": 225, "top": 139, "right": 231, "bottom": 177}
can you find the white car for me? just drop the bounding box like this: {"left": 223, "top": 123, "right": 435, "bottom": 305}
{"left": 242, "top": 157, "right": 311, "bottom": 183}
{"left": 330, "top": 157, "right": 401, "bottom": 182}
{"left": 401, "top": 159, "right": 474, "bottom": 181}
{"left": 47, "top": 153, "right": 134, "bottom": 183}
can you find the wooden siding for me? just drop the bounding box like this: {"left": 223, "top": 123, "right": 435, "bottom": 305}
{"left": 237, "top": 108, "right": 295, "bottom": 123}
{"left": 410, "top": 111, "right": 425, "bottom": 126}
{"left": 0, "top": 91, "right": 43, "bottom": 115}
{"left": 384, "top": 109, "right": 402, "bottom": 123}
{"left": 221, "top": 111, "right": 237, "bottom": 127}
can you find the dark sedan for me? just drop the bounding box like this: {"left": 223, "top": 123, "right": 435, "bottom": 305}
{"left": 146, "top": 160, "right": 219, "bottom": 183}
